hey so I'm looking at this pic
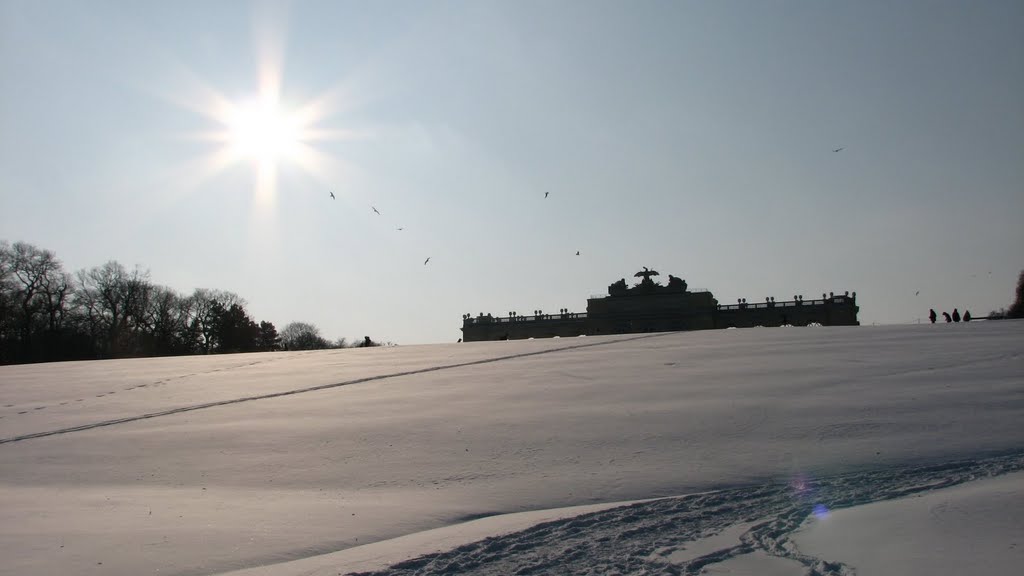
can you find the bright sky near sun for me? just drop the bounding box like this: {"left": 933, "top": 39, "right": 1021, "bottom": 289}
{"left": 1, "top": 0, "right": 1022, "bottom": 344}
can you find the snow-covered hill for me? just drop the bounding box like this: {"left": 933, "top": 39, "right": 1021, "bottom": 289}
{"left": 1, "top": 321, "right": 1022, "bottom": 575}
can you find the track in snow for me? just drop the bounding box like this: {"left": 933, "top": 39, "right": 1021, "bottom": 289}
{"left": 350, "top": 450, "right": 1024, "bottom": 576}
{"left": 0, "top": 334, "right": 664, "bottom": 445}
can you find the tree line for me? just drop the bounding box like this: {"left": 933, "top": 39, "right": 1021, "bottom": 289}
{"left": 0, "top": 241, "right": 378, "bottom": 365}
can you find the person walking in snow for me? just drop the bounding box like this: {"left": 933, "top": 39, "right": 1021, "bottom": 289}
{"left": 963, "top": 310, "right": 972, "bottom": 322}
{"left": 952, "top": 309, "right": 961, "bottom": 322}
{"left": 929, "top": 309, "right": 937, "bottom": 324}
{"left": 942, "top": 311, "right": 952, "bottom": 323}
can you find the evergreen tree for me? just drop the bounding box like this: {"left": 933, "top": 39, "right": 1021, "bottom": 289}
{"left": 256, "top": 321, "right": 280, "bottom": 351}
{"left": 1009, "top": 270, "right": 1024, "bottom": 319}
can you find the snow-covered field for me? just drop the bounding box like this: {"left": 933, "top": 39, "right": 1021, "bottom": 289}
{"left": 1, "top": 321, "right": 1021, "bottom": 575}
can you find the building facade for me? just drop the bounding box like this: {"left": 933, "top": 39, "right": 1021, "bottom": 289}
{"left": 461, "top": 268, "right": 859, "bottom": 342}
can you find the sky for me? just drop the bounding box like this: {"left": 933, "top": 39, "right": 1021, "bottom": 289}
{"left": 1, "top": 0, "right": 1022, "bottom": 345}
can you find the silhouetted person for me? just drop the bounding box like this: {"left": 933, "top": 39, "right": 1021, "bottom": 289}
{"left": 928, "top": 309, "right": 937, "bottom": 324}
{"left": 942, "top": 312, "right": 952, "bottom": 323}
{"left": 952, "top": 308, "right": 961, "bottom": 322}
{"left": 330, "top": 191, "right": 335, "bottom": 199}
{"left": 963, "top": 310, "right": 972, "bottom": 322}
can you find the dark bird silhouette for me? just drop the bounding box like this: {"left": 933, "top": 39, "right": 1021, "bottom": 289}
{"left": 915, "top": 291, "right": 919, "bottom": 296}
{"left": 576, "top": 251, "right": 580, "bottom": 256}
{"left": 329, "top": 191, "right": 335, "bottom": 200}
{"left": 372, "top": 206, "right": 381, "bottom": 215}
{"left": 832, "top": 147, "right": 845, "bottom": 153}
{"left": 544, "top": 191, "right": 549, "bottom": 198}
{"left": 423, "top": 257, "right": 431, "bottom": 265}
{"left": 397, "top": 227, "right": 404, "bottom": 231}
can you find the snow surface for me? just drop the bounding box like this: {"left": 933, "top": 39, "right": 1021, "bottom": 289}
{"left": 793, "top": 470, "right": 1024, "bottom": 576}
{"left": 1, "top": 321, "right": 1022, "bottom": 575}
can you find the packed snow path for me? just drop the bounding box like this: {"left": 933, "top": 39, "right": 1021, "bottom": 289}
{"left": 351, "top": 452, "right": 1024, "bottom": 576}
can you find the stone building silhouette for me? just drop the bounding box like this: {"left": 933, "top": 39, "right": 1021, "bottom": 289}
{"left": 461, "top": 269, "right": 859, "bottom": 342}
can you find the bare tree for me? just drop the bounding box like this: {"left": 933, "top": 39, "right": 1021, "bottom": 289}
{"left": 140, "top": 285, "right": 192, "bottom": 355}
{"left": 74, "top": 261, "right": 152, "bottom": 356}
{"left": 280, "top": 321, "right": 329, "bottom": 350}
{"left": 4, "top": 242, "right": 67, "bottom": 358}
{"left": 0, "top": 241, "right": 15, "bottom": 360}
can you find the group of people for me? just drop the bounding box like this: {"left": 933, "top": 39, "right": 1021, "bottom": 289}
{"left": 929, "top": 308, "right": 971, "bottom": 323}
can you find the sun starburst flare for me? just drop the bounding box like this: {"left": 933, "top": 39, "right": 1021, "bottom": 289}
{"left": 194, "top": 80, "right": 341, "bottom": 208}
{"left": 167, "top": 16, "right": 362, "bottom": 213}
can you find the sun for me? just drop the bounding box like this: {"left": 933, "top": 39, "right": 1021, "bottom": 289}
{"left": 183, "top": 76, "right": 343, "bottom": 208}
{"left": 171, "top": 11, "right": 361, "bottom": 210}
{"left": 226, "top": 94, "right": 303, "bottom": 168}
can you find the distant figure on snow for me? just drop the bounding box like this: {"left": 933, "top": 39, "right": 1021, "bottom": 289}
{"left": 942, "top": 311, "right": 952, "bottom": 323}
{"left": 928, "top": 309, "right": 937, "bottom": 324}
{"left": 952, "top": 309, "right": 961, "bottom": 322}
{"left": 963, "top": 310, "right": 972, "bottom": 322}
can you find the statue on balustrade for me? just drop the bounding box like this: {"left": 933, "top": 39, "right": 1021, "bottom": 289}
{"left": 667, "top": 275, "right": 687, "bottom": 292}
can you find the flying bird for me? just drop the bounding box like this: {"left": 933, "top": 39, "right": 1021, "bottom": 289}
{"left": 575, "top": 251, "right": 580, "bottom": 256}
{"left": 544, "top": 191, "right": 549, "bottom": 198}
{"left": 915, "top": 291, "right": 919, "bottom": 296}
{"left": 397, "top": 227, "right": 404, "bottom": 231}
{"left": 329, "top": 191, "right": 335, "bottom": 200}
{"left": 423, "top": 257, "right": 431, "bottom": 265}
{"left": 832, "top": 147, "right": 845, "bottom": 153}
{"left": 372, "top": 206, "right": 381, "bottom": 215}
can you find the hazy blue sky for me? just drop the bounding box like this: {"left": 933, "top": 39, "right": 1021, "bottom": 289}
{"left": 2, "top": 0, "right": 1021, "bottom": 344}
